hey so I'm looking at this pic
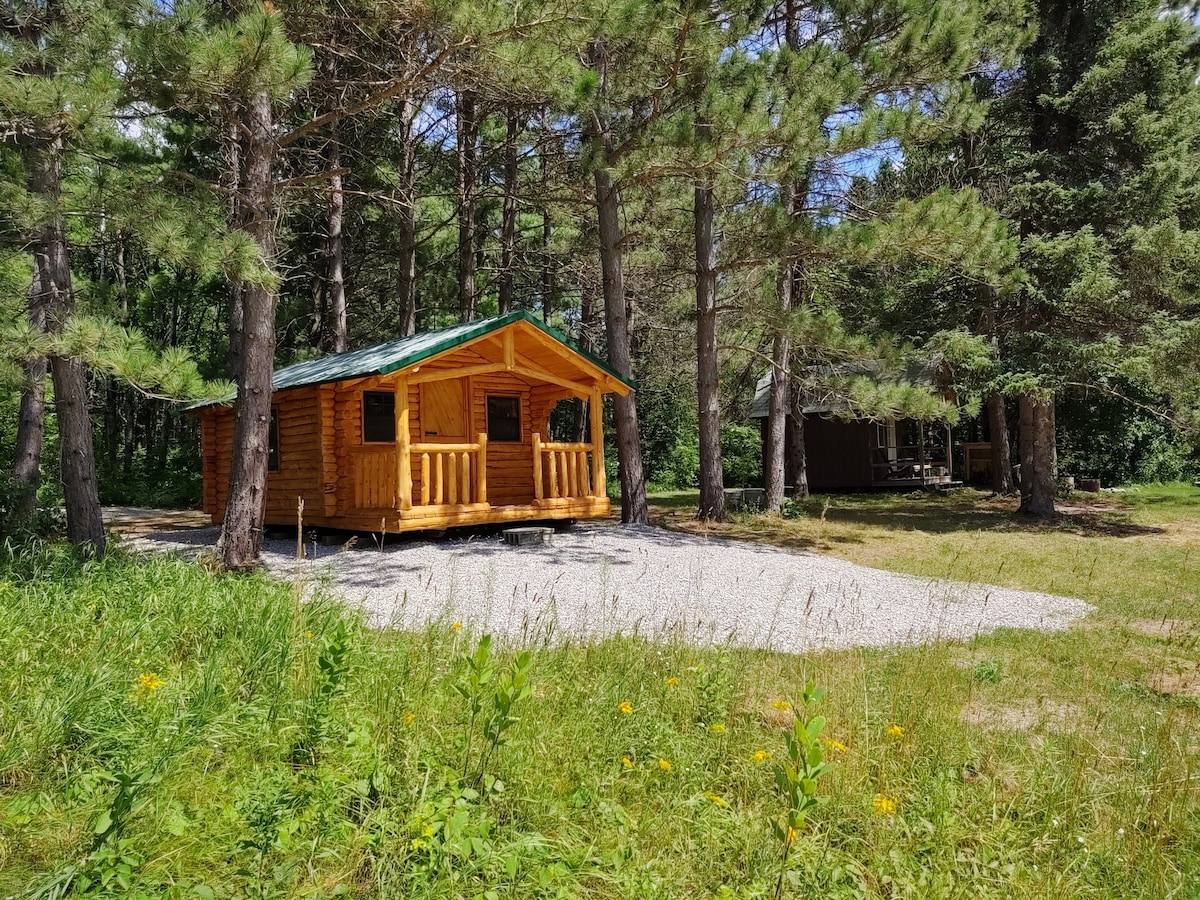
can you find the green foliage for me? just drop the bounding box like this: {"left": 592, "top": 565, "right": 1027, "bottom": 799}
{"left": 720, "top": 424, "right": 761, "bottom": 488}
{"left": 3, "top": 500, "right": 1200, "bottom": 898}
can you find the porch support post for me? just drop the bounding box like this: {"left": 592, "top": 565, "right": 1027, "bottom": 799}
{"left": 396, "top": 374, "right": 412, "bottom": 509}
{"left": 532, "top": 432, "right": 543, "bottom": 501}
{"left": 477, "top": 432, "right": 488, "bottom": 504}
{"left": 590, "top": 388, "right": 606, "bottom": 499}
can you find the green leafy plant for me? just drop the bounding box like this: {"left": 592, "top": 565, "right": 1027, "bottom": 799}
{"left": 455, "top": 635, "right": 533, "bottom": 786}
{"left": 293, "top": 619, "right": 351, "bottom": 764}
{"left": 771, "top": 681, "right": 836, "bottom": 900}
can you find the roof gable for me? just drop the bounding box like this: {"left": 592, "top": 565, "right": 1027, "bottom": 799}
{"left": 193, "top": 310, "right": 633, "bottom": 407}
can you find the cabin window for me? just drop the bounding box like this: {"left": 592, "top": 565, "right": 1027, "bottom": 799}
{"left": 363, "top": 391, "right": 396, "bottom": 443}
{"left": 267, "top": 409, "right": 279, "bottom": 471}
{"left": 486, "top": 395, "right": 521, "bottom": 442}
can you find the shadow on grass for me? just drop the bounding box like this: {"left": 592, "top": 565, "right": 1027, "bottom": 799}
{"left": 648, "top": 489, "right": 1168, "bottom": 546}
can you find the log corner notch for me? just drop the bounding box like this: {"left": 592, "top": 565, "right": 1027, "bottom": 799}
{"left": 191, "top": 310, "right": 633, "bottom": 534}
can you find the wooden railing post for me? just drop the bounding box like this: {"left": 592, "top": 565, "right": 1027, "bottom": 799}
{"left": 477, "top": 433, "right": 488, "bottom": 504}
{"left": 420, "top": 453, "right": 430, "bottom": 506}
{"left": 590, "top": 388, "right": 606, "bottom": 499}
{"left": 532, "top": 433, "right": 543, "bottom": 501}
{"left": 395, "top": 374, "right": 412, "bottom": 509}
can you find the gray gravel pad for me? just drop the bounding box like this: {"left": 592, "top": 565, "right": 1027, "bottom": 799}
{"left": 128, "top": 522, "right": 1091, "bottom": 652}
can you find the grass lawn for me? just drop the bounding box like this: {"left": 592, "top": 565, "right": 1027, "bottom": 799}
{"left": 1, "top": 485, "right": 1198, "bottom": 898}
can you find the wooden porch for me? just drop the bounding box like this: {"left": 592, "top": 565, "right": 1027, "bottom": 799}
{"left": 344, "top": 379, "right": 610, "bottom": 532}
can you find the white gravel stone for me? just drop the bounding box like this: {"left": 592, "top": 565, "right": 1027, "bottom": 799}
{"left": 128, "top": 521, "right": 1091, "bottom": 652}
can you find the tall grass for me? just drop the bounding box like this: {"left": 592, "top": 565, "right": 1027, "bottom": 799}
{"left": 1, "top": 490, "right": 1199, "bottom": 898}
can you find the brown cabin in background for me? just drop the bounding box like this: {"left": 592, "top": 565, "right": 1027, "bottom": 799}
{"left": 191, "top": 311, "right": 633, "bottom": 532}
{"left": 749, "top": 361, "right": 976, "bottom": 491}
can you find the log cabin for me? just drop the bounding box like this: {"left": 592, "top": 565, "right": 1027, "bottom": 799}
{"left": 193, "top": 310, "right": 634, "bottom": 532}
{"left": 749, "top": 361, "right": 965, "bottom": 491}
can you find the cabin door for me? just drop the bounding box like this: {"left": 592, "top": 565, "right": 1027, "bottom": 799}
{"left": 420, "top": 378, "right": 469, "bottom": 442}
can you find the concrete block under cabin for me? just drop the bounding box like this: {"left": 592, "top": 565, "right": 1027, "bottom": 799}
{"left": 503, "top": 526, "right": 553, "bottom": 547}
{"left": 190, "top": 311, "right": 635, "bottom": 534}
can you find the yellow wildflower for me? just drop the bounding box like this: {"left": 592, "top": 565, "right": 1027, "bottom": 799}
{"left": 305, "top": 631, "right": 314, "bottom": 639}
{"left": 404, "top": 713, "right": 417, "bottom": 724}
{"left": 705, "top": 792, "right": 728, "bottom": 808}
{"left": 666, "top": 677, "right": 679, "bottom": 688}
{"left": 785, "top": 826, "right": 799, "bottom": 845}
{"left": 136, "top": 672, "right": 164, "bottom": 693}
{"left": 886, "top": 723, "right": 904, "bottom": 738}
{"left": 751, "top": 750, "right": 771, "bottom": 763}
{"left": 618, "top": 701, "right": 633, "bottom": 715}
{"left": 873, "top": 794, "right": 897, "bottom": 815}
{"left": 658, "top": 759, "right": 671, "bottom": 772}
{"left": 709, "top": 723, "right": 726, "bottom": 735}
{"left": 621, "top": 756, "right": 634, "bottom": 769}
{"left": 771, "top": 700, "right": 792, "bottom": 711}
{"left": 410, "top": 838, "right": 428, "bottom": 851}
{"left": 450, "top": 621, "right": 462, "bottom": 632}
{"left": 826, "top": 739, "right": 848, "bottom": 752}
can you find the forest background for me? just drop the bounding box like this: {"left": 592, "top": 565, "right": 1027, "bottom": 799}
{"left": 2, "top": 0, "right": 1200, "bottom": 566}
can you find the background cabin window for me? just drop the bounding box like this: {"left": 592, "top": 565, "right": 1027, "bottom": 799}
{"left": 363, "top": 391, "right": 396, "bottom": 442}
{"left": 486, "top": 395, "right": 521, "bottom": 442}
{"left": 267, "top": 409, "right": 279, "bottom": 471}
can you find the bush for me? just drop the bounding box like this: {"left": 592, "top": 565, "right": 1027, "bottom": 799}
{"left": 720, "top": 424, "right": 761, "bottom": 487}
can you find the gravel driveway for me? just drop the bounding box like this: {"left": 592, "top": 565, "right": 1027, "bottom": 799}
{"left": 128, "top": 521, "right": 1091, "bottom": 653}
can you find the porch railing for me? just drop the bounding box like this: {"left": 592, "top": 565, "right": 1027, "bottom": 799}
{"left": 352, "top": 446, "right": 398, "bottom": 509}
{"left": 410, "top": 434, "right": 488, "bottom": 507}
{"left": 532, "top": 434, "right": 599, "bottom": 501}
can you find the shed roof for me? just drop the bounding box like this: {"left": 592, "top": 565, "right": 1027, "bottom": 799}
{"left": 193, "top": 310, "right": 633, "bottom": 408}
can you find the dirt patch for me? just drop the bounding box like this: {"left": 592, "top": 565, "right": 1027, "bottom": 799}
{"left": 1145, "top": 667, "right": 1200, "bottom": 698}
{"left": 1126, "top": 619, "right": 1198, "bottom": 642}
{"left": 958, "top": 698, "right": 1084, "bottom": 732}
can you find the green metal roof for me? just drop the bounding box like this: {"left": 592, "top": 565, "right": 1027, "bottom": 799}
{"left": 192, "top": 310, "right": 634, "bottom": 408}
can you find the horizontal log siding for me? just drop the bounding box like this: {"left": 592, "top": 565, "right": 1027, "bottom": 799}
{"left": 473, "top": 372, "right": 535, "bottom": 505}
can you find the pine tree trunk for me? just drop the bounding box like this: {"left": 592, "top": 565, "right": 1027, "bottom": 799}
{"left": 694, "top": 171, "right": 724, "bottom": 521}
{"left": 594, "top": 163, "right": 648, "bottom": 524}
{"left": 327, "top": 135, "right": 347, "bottom": 353}
{"left": 217, "top": 90, "right": 278, "bottom": 570}
{"left": 27, "top": 134, "right": 105, "bottom": 555}
{"left": 763, "top": 268, "right": 790, "bottom": 511}
{"left": 456, "top": 90, "right": 478, "bottom": 322}
{"left": 11, "top": 266, "right": 48, "bottom": 528}
{"left": 541, "top": 133, "right": 555, "bottom": 322}
{"left": 1018, "top": 392, "right": 1056, "bottom": 518}
{"left": 786, "top": 383, "right": 808, "bottom": 498}
{"left": 499, "top": 110, "right": 519, "bottom": 315}
{"left": 987, "top": 391, "right": 1013, "bottom": 493}
{"left": 397, "top": 95, "right": 417, "bottom": 336}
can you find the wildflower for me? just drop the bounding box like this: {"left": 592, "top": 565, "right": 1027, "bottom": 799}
{"left": 404, "top": 713, "right": 416, "bottom": 724}
{"left": 618, "top": 701, "right": 633, "bottom": 715}
{"left": 709, "top": 723, "right": 726, "bottom": 735}
{"left": 410, "top": 838, "right": 428, "bottom": 851}
{"left": 305, "top": 631, "right": 314, "bottom": 639}
{"left": 450, "top": 621, "right": 462, "bottom": 632}
{"left": 705, "top": 792, "right": 728, "bottom": 808}
{"left": 826, "top": 739, "right": 848, "bottom": 752}
{"left": 785, "top": 826, "right": 799, "bottom": 845}
{"left": 886, "top": 723, "right": 904, "bottom": 738}
{"left": 658, "top": 759, "right": 671, "bottom": 772}
{"left": 621, "top": 757, "right": 634, "bottom": 769}
{"left": 136, "top": 672, "right": 164, "bottom": 694}
{"left": 751, "top": 750, "right": 771, "bottom": 763}
{"left": 873, "top": 794, "right": 897, "bottom": 815}
{"left": 771, "top": 700, "right": 792, "bottom": 711}
{"left": 666, "top": 677, "right": 679, "bottom": 688}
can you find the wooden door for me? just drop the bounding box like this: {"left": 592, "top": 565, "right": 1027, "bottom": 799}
{"left": 420, "top": 378, "right": 468, "bottom": 441}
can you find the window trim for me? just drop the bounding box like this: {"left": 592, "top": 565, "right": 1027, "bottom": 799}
{"left": 362, "top": 390, "right": 397, "bottom": 444}
{"left": 486, "top": 393, "right": 522, "bottom": 443}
